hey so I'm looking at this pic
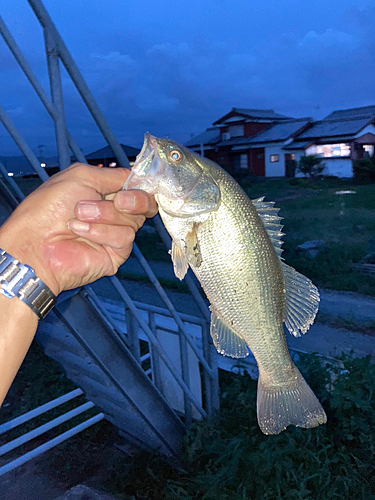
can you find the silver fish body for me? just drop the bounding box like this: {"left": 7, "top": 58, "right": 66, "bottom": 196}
{"left": 125, "top": 134, "right": 327, "bottom": 434}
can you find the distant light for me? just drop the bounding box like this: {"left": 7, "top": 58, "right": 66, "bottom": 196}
{"left": 129, "top": 161, "right": 135, "bottom": 166}
{"left": 97, "top": 163, "right": 103, "bottom": 168}
{"left": 8, "top": 172, "right": 14, "bottom": 177}
{"left": 40, "top": 163, "right": 46, "bottom": 167}
{"left": 109, "top": 162, "right": 117, "bottom": 167}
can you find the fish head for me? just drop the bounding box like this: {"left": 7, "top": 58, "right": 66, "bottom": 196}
{"left": 124, "top": 133, "right": 220, "bottom": 217}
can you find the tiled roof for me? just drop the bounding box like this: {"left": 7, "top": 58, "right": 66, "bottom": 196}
{"left": 296, "top": 117, "right": 372, "bottom": 140}
{"left": 85, "top": 144, "right": 140, "bottom": 160}
{"left": 213, "top": 108, "right": 291, "bottom": 125}
{"left": 323, "top": 105, "right": 375, "bottom": 121}
{"left": 217, "top": 119, "right": 311, "bottom": 147}
{"left": 184, "top": 127, "right": 221, "bottom": 147}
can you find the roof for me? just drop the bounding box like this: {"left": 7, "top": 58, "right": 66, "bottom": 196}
{"left": 184, "top": 127, "right": 221, "bottom": 148}
{"left": 323, "top": 105, "right": 375, "bottom": 121}
{"left": 0, "top": 156, "right": 58, "bottom": 176}
{"left": 296, "top": 117, "right": 372, "bottom": 140}
{"left": 213, "top": 108, "right": 291, "bottom": 125}
{"left": 85, "top": 144, "right": 140, "bottom": 160}
{"left": 217, "top": 119, "right": 311, "bottom": 147}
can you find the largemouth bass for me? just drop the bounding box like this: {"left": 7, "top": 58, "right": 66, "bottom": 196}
{"left": 125, "top": 133, "right": 327, "bottom": 435}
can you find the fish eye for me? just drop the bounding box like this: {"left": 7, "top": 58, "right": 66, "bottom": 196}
{"left": 169, "top": 149, "right": 182, "bottom": 162}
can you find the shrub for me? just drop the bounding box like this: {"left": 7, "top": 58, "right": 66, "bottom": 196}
{"left": 352, "top": 158, "right": 375, "bottom": 182}
{"left": 297, "top": 155, "right": 326, "bottom": 178}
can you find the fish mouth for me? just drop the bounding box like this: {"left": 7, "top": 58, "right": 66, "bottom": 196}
{"left": 123, "top": 133, "right": 162, "bottom": 192}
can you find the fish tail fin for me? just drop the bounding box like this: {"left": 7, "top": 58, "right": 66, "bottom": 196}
{"left": 257, "top": 365, "right": 327, "bottom": 435}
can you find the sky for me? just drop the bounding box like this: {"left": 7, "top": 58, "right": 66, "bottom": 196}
{"left": 1, "top": 0, "right": 375, "bottom": 157}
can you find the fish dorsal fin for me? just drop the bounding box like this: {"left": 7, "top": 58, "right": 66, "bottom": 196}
{"left": 281, "top": 262, "right": 320, "bottom": 337}
{"left": 252, "top": 197, "right": 284, "bottom": 258}
{"left": 170, "top": 240, "right": 189, "bottom": 280}
{"left": 210, "top": 308, "right": 249, "bottom": 358}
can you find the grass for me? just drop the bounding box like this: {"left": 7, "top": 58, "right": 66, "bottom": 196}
{"left": 99, "top": 354, "right": 375, "bottom": 500}
{"left": 241, "top": 178, "right": 375, "bottom": 296}
{"left": 134, "top": 177, "right": 375, "bottom": 296}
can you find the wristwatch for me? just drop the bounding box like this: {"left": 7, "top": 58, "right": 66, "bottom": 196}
{"left": 0, "top": 249, "right": 56, "bottom": 319}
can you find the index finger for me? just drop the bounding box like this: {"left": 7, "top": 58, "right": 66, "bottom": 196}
{"left": 67, "top": 163, "right": 131, "bottom": 196}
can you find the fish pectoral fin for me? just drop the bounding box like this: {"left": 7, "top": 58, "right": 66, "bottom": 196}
{"left": 210, "top": 309, "right": 249, "bottom": 358}
{"left": 184, "top": 223, "right": 202, "bottom": 268}
{"left": 171, "top": 240, "right": 189, "bottom": 280}
{"left": 282, "top": 262, "right": 320, "bottom": 337}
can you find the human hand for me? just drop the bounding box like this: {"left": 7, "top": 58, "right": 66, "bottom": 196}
{"left": 0, "top": 163, "right": 157, "bottom": 296}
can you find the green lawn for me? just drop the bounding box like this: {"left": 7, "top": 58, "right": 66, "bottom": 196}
{"left": 241, "top": 178, "right": 375, "bottom": 296}
{"left": 135, "top": 177, "right": 375, "bottom": 296}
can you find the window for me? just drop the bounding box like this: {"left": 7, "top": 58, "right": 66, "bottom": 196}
{"left": 363, "top": 145, "right": 374, "bottom": 157}
{"left": 306, "top": 143, "right": 350, "bottom": 158}
{"left": 228, "top": 125, "right": 244, "bottom": 137}
{"left": 270, "top": 154, "right": 279, "bottom": 163}
{"left": 232, "top": 154, "right": 248, "bottom": 171}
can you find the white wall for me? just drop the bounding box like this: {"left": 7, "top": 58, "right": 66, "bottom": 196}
{"left": 323, "top": 158, "right": 353, "bottom": 177}
{"left": 264, "top": 144, "right": 304, "bottom": 177}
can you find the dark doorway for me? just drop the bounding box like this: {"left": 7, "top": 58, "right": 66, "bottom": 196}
{"left": 249, "top": 148, "right": 265, "bottom": 176}
{"left": 284, "top": 153, "right": 296, "bottom": 178}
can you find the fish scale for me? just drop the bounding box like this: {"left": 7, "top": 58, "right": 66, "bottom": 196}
{"left": 125, "top": 133, "right": 327, "bottom": 435}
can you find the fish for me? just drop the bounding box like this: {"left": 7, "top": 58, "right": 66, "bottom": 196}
{"left": 124, "top": 133, "right": 327, "bottom": 435}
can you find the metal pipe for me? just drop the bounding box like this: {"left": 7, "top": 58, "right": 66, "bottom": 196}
{"left": 0, "top": 15, "right": 86, "bottom": 164}
{"left": 0, "top": 160, "right": 25, "bottom": 201}
{"left": 0, "top": 389, "right": 83, "bottom": 435}
{"left": 109, "top": 276, "right": 207, "bottom": 418}
{"left": 0, "top": 413, "right": 104, "bottom": 477}
{"left": 132, "top": 244, "right": 213, "bottom": 377}
{"left": 0, "top": 105, "right": 49, "bottom": 181}
{"left": 43, "top": 25, "right": 71, "bottom": 170}
{"left": 27, "top": 0, "right": 130, "bottom": 168}
{"left": 0, "top": 402, "right": 95, "bottom": 456}
{"left": 149, "top": 311, "right": 162, "bottom": 390}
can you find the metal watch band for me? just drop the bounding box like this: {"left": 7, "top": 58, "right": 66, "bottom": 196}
{"left": 0, "top": 249, "right": 56, "bottom": 319}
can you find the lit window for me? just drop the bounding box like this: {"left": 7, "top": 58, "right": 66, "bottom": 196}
{"left": 307, "top": 144, "right": 350, "bottom": 158}
{"left": 109, "top": 162, "right": 117, "bottom": 167}
{"left": 7, "top": 172, "right": 14, "bottom": 177}
{"left": 40, "top": 163, "right": 46, "bottom": 167}
{"left": 270, "top": 155, "right": 279, "bottom": 162}
{"left": 363, "top": 145, "right": 374, "bottom": 157}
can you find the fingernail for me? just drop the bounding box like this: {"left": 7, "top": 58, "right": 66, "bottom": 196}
{"left": 77, "top": 202, "right": 100, "bottom": 219}
{"left": 117, "top": 191, "right": 136, "bottom": 211}
{"left": 68, "top": 219, "right": 90, "bottom": 233}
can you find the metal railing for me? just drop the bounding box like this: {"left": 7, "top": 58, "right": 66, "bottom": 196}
{"left": 0, "top": 389, "right": 103, "bottom": 477}
{"left": 0, "top": 0, "right": 220, "bottom": 473}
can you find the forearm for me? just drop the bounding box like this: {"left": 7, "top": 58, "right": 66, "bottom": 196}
{"left": 0, "top": 294, "right": 38, "bottom": 406}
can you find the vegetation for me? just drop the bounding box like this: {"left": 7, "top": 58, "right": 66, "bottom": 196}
{"left": 134, "top": 177, "right": 375, "bottom": 296}
{"left": 352, "top": 158, "right": 375, "bottom": 183}
{"left": 5, "top": 343, "right": 374, "bottom": 500}
{"left": 98, "top": 354, "right": 375, "bottom": 499}
{"left": 296, "top": 155, "right": 326, "bottom": 178}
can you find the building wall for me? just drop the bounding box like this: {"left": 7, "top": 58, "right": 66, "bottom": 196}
{"left": 323, "top": 158, "right": 353, "bottom": 177}
{"left": 264, "top": 144, "right": 303, "bottom": 177}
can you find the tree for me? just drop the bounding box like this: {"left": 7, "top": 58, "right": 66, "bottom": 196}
{"left": 297, "top": 155, "right": 326, "bottom": 178}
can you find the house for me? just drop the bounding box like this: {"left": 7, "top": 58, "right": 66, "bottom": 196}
{"left": 84, "top": 144, "right": 140, "bottom": 168}
{"left": 186, "top": 105, "right": 375, "bottom": 178}
{"left": 287, "top": 106, "right": 375, "bottom": 177}
{"left": 185, "top": 108, "right": 312, "bottom": 177}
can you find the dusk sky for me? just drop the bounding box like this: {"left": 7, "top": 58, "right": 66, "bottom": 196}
{"left": 1, "top": 0, "right": 375, "bottom": 157}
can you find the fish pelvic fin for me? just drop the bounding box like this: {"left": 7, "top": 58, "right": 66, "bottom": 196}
{"left": 257, "top": 365, "right": 327, "bottom": 435}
